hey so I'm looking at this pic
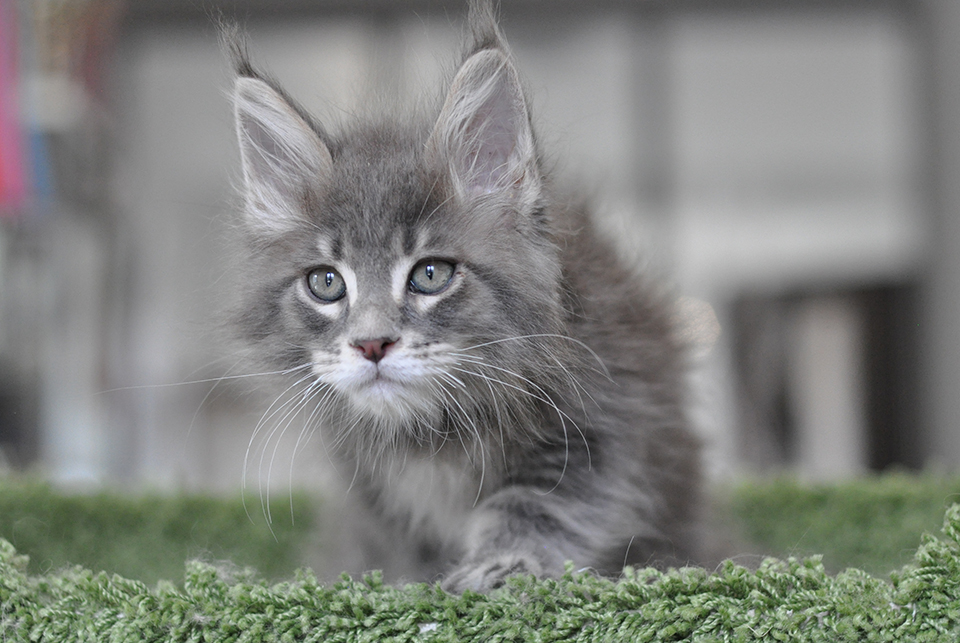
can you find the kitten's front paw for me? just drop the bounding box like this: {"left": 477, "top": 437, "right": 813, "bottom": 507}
{"left": 442, "top": 552, "right": 544, "bottom": 593}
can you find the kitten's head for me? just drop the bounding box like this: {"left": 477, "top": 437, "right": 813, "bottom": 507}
{"left": 229, "top": 4, "right": 572, "bottom": 442}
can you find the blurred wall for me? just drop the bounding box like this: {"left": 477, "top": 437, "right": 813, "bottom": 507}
{"left": 1, "top": 0, "right": 952, "bottom": 491}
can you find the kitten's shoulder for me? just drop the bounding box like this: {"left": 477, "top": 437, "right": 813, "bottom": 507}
{"left": 554, "top": 203, "right": 683, "bottom": 372}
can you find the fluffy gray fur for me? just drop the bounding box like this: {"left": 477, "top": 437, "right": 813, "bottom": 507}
{"left": 226, "top": 1, "right": 701, "bottom": 592}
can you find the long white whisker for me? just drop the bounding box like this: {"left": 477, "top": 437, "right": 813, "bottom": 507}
{"left": 244, "top": 373, "right": 316, "bottom": 487}
{"left": 433, "top": 380, "right": 486, "bottom": 506}
{"left": 242, "top": 372, "right": 317, "bottom": 526}
{"left": 477, "top": 366, "right": 509, "bottom": 465}
{"left": 435, "top": 370, "right": 467, "bottom": 390}
{"left": 430, "top": 381, "right": 471, "bottom": 459}
{"left": 288, "top": 383, "right": 338, "bottom": 513}
{"left": 98, "top": 363, "right": 313, "bottom": 394}
{"left": 450, "top": 360, "right": 586, "bottom": 445}
{"left": 450, "top": 362, "right": 586, "bottom": 492}
{"left": 185, "top": 369, "right": 232, "bottom": 441}
{"left": 328, "top": 412, "right": 363, "bottom": 456}
{"left": 347, "top": 455, "right": 362, "bottom": 495}
{"left": 452, "top": 366, "right": 570, "bottom": 455}
{"left": 456, "top": 333, "right": 611, "bottom": 380}
{"left": 260, "top": 381, "right": 319, "bottom": 527}
{"left": 545, "top": 351, "right": 598, "bottom": 425}
{"left": 268, "top": 378, "right": 328, "bottom": 503}
{"left": 453, "top": 344, "right": 600, "bottom": 420}
{"left": 295, "top": 384, "right": 336, "bottom": 456}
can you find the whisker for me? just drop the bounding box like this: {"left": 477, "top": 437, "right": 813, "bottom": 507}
{"left": 452, "top": 366, "right": 569, "bottom": 447}
{"left": 347, "top": 454, "right": 362, "bottom": 495}
{"left": 244, "top": 373, "right": 316, "bottom": 483}
{"left": 294, "top": 384, "right": 336, "bottom": 456}
{"left": 435, "top": 370, "right": 467, "bottom": 390}
{"left": 184, "top": 364, "right": 240, "bottom": 441}
{"left": 452, "top": 347, "right": 599, "bottom": 417}
{"left": 242, "top": 371, "right": 317, "bottom": 527}
{"left": 98, "top": 363, "right": 313, "bottom": 394}
{"left": 545, "top": 351, "right": 599, "bottom": 424}
{"left": 455, "top": 333, "right": 611, "bottom": 380}
{"left": 450, "top": 360, "right": 585, "bottom": 435}
{"left": 260, "top": 381, "right": 319, "bottom": 527}
{"left": 260, "top": 381, "right": 330, "bottom": 517}
{"left": 475, "top": 366, "right": 509, "bottom": 464}
{"left": 450, "top": 361, "right": 590, "bottom": 492}
{"left": 432, "top": 380, "right": 486, "bottom": 506}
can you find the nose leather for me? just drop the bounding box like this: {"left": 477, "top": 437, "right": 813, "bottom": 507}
{"left": 353, "top": 337, "right": 396, "bottom": 363}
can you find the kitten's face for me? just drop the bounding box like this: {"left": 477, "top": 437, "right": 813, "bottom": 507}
{"left": 255, "top": 131, "right": 558, "bottom": 430}
{"left": 289, "top": 148, "right": 484, "bottom": 424}
{"left": 233, "top": 43, "right": 566, "bottom": 436}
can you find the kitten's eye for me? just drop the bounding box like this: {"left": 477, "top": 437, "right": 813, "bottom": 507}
{"left": 306, "top": 266, "right": 346, "bottom": 302}
{"left": 409, "top": 259, "right": 455, "bottom": 295}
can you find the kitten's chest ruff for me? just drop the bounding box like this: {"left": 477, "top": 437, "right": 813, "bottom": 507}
{"left": 377, "top": 455, "right": 490, "bottom": 545}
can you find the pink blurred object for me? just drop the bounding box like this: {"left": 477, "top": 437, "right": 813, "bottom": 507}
{"left": 0, "top": 0, "right": 27, "bottom": 216}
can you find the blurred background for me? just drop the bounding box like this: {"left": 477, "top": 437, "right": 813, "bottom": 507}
{"left": 0, "top": 0, "right": 955, "bottom": 493}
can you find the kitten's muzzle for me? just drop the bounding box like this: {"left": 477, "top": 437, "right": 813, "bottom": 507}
{"left": 352, "top": 337, "right": 397, "bottom": 363}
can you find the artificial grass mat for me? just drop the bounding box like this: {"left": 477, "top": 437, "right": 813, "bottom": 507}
{"left": 2, "top": 506, "right": 960, "bottom": 641}
{"left": 2, "top": 474, "right": 960, "bottom": 641}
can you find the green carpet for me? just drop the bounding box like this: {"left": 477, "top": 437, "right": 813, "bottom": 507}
{"left": 2, "top": 479, "right": 960, "bottom": 641}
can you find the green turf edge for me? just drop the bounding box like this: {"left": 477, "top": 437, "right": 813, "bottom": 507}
{"left": 3, "top": 506, "right": 960, "bottom": 642}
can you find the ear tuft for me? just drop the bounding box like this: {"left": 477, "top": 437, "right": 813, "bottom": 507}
{"left": 219, "top": 21, "right": 257, "bottom": 79}
{"left": 466, "top": 0, "right": 506, "bottom": 56}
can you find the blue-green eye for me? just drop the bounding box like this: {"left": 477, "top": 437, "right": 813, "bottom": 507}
{"left": 409, "top": 259, "right": 455, "bottom": 295}
{"left": 307, "top": 266, "right": 346, "bottom": 302}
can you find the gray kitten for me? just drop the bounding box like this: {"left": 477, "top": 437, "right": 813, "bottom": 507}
{"left": 227, "top": 1, "right": 701, "bottom": 592}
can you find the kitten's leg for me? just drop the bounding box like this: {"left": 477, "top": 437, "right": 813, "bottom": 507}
{"left": 442, "top": 485, "right": 652, "bottom": 592}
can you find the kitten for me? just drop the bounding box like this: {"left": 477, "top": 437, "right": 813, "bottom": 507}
{"left": 226, "top": 1, "right": 701, "bottom": 592}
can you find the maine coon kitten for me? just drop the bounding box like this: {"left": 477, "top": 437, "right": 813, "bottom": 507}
{"left": 227, "top": 1, "right": 701, "bottom": 592}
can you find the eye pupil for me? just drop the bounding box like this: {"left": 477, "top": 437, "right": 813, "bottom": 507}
{"left": 425, "top": 264, "right": 434, "bottom": 280}
{"left": 325, "top": 272, "right": 334, "bottom": 287}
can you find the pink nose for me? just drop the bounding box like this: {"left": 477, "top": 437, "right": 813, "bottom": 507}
{"left": 353, "top": 337, "right": 396, "bottom": 363}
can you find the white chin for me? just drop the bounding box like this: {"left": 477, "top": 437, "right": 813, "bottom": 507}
{"left": 345, "top": 380, "right": 436, "bottom": 423}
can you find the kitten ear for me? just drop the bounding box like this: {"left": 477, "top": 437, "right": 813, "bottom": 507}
{"left": 233, "top": 76, "right": 332, "bottom": 233}
{"left": 427, "top": 47, "right": 541, "bottom": 209}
